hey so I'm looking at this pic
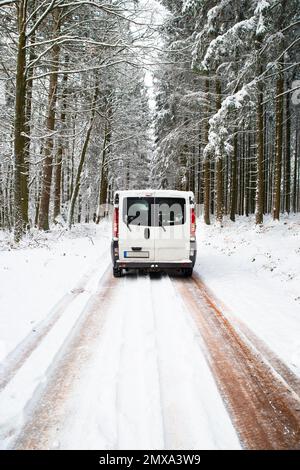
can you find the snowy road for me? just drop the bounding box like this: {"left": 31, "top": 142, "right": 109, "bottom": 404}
{"left": 1, "top": 264, "right": 300, "bottom": 450}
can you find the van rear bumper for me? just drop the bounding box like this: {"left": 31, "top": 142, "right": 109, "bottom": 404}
{"left": 116, "top": 260, "right": 193, "bottom": 269}
{"left": 111, "top": 240, "right": 197, "bottom": 270}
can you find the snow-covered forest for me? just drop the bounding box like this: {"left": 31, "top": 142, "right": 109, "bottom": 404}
{"left": 0, "top": 0, "right": 153, "bottom": 241}
{"left": 0, "top": 0, "right": 300, "bottom": 455}
{"left": 0, "top": 0, "right": 299, "bottom": 241}
{"left": 153, "top": 0, "right": 300, "bottom": 225}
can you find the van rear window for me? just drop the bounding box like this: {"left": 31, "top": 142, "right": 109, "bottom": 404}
{"left": 124, "top": 198, "right": 153, "bottom": 226}
{"left": 156, "top": 198, "right": 185, "bottom": 226}
{"left": 123, "top": 197, "right": 185, "bottom": 227}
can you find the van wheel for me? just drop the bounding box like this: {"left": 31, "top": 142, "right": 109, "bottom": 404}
{"left": 183, "top": 268, "right": 193, "bottom": 277}
{"left": 113, "top": 267, "right": 123, "bottom": 278}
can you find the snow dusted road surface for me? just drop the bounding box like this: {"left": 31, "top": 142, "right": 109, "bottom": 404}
{"left": 1, "top": 266, "right": 300, "bottom": 450}
{"left": 0, "top": 251, "right": 108, "bottom": 392}
{"left": 175, "top": 275, "right": 300, "bottom": 449}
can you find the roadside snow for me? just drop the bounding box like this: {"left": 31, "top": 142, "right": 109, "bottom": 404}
{"left": 0, "top": 223, "right": 111, "bottom": 362}
{"left": 196, "top": 214, "right": 300, "bottom": 376}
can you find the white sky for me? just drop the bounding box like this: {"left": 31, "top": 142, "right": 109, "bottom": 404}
{"left": 135, "top": 0, "right": 168, "bottom": 111}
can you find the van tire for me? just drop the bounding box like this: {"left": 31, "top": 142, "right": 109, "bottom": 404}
{"left": 113, "top": 267, "right": 123, "bottom": 278}
{"left": 183, "top": 268, "right": 193, "bottom": 277}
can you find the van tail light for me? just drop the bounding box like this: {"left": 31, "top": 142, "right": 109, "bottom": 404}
{"left": 113, "top": 207, "right": 119, "bottom": 238}
{"left": 190, "top": 207, "right": 196, "bottom": 238}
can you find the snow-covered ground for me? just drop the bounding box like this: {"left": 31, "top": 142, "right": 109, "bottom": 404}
{"left": 31, "top": 274, "right": 239, "bottom": 450}
{"left": 196, "top": 213, "right": 300, "bottom": 377}
{"left": 0, "top": 222, "right": 111, "bottom": 362}
{"left": 0, "top": 221, "right": 240, "bottom": 450}
{"left": 0, "top": 214, "right": 299, "bottom": 450}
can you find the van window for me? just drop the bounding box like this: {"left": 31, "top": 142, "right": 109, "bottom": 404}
{"left": 123, "top": 197, "right": 186, "bottom": 227}
{"left": 124, "top": 197, "right": 153, "bottom": 226}
{"left": 156, "top": 198, "right": 185, "bottom": 226}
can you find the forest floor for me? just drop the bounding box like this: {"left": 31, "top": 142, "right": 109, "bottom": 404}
{"left": 0, "top": 215, "right": 299, "bottom": 450}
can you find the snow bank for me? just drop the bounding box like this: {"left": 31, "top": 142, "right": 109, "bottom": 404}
{"left": 196, "top": 214, "right": 300, "bottom": 376}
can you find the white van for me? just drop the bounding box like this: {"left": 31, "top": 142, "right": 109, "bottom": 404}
{"left": 111, "top": 190, "right": 197, "bottom": 277}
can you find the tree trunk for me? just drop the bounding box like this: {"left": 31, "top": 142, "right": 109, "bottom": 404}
{"left": 96, "top": 127, "right": 111, "bottom": 222}
{"left": 292, "top": 127, "right": 299, "bottom": 213}
{"left": 14, "top": 1, "right": 28, "bottom": 241}
{"left": 203, "top": 78, "right": 210, "bottom": 225}
{"left": 179, "top": 117, "right": 189, "bottom": 191}
{"left": 53, "top": 59, "right": 68, "bottom": 222}
{"left": 67, "top": 118, "right": 96, "bottom": 228}
{"left": 245, "top": 133, "right": 250, "bottom": 217}
{"left": 255, "top": 61, "right": 265, "bottom": 225}
{"left": 38, "top": 9, "right": 61, "bottom": 230}
{"left": 215, "top": 78, "right": 223, "bottom": 223}
{"left": 240, "top": 130, "right": 245, "bottom": 215}
{"left": 273, "top": 67, "right": 284, "bottom": 220}
{"left": 96, "top": 100, "right": 112, "bottom": 222}
{"left": 190, "top": 146, "right": 196, "bottom": 194}
{"left": 22, "top": 0, "right": 37, "bottom": 228}
{"left": 68, "top": 85, "right": 98, "bottom": 228}
{"left": 285, "top": 85, "right": 291, "bottom": 214}
{"left": 125, "top": 159, "right": 130, "bottom": 190}
{"left": 215, "top": 159, "right": 223, "bottom": 223}
{"left": 230, "top": 133, "right": 238, "bottom": 221}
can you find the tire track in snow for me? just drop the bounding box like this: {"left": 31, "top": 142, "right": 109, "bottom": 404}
{"left": 174, "top": 276, "right": 300, "bottom": 450}
{"left": 11, "top": 270, "right": 165, "bottom": 450}
{"left": 11, "top": 267, "right": 116, "bottom": 450}
{"left": 151, "top": 274, "right": 240, "bottom": 450}
{"left": 149, "top": 275, "right": 167, "bottom": 449}
{"left": 111, "top": 272, "right": 165, "bottom": 450}
{"left": 10, "top": 270, "right": 240, "bottom": 450}
{"left": 193, "top": 274, "right": 300, "bottom": 397}
{"left": 0, "top": 253, "right": 108, "bottom": 392}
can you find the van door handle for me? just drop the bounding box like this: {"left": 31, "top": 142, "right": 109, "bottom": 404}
{"left": 144, "top": 228, "right": 150, "bottom": 239}
{"left": 132, "top": 247, "right": 142, "bottom": 251}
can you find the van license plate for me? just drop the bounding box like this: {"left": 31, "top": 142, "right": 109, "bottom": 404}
{"left": 124, "top": 251, "right": 149, "bottom": 258}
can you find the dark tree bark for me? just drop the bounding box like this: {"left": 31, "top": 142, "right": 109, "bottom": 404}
{"left": 96, "top": 97, "right": 112, "bottom": 222}
{"left": 203, "top": 78, "right": 211, "bottom": 225}
{"left": 22, "top": 0, "right": 37, "bottom": 228}
{"left": 293, "top": 126, "right": 299, "bottom": 213}
{"left": 245, "top": 134, "right": 250, "bottom": 217}
{"left": 285, "top": 86, "right": 291, "bottom": 214}
{"left": 53, "top": 59, "right": 68, "bottom": 222}
{"left": 14, "top": 1, "right": 28, "bottom": 241}
{"left": 255, "top": 60, "right": 265, "bottom": 225}
{"left": 190, "top": 145, "right": 196, "bottom": 194}
{"left": 215, "top": 78, "right": 223, "bottom": 224}
{"left": 68, "top": 84, "right": 98, "bottom": 228}
{"left": 38, "top": 9, "right": 61, "bottom": 230}
{"left": 273, "top": 66, "right": 284, "bottom": 221}
{"left": 230, "top": 133, "right": 238, "bottom": 221}
{"left": 179, "top": 117, "right": 189, "bottom": 191}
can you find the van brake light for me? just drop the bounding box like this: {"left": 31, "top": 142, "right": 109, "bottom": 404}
{"left": 190, "top": 208, "right": 196, "bottom": 237}
{"left": 113, "top": 207, "right": 119, "bottom": 238}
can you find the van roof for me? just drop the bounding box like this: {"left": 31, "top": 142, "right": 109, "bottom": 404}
{"left": 115, "top": 190, "right": 194, "bottom": 198}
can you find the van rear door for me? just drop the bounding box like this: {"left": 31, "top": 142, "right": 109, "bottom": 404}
{"left": 155, "top": 196, "right": 190, "bottom": 262}
{"left": 119, "top": 195, "right": 155, "bottom": 262}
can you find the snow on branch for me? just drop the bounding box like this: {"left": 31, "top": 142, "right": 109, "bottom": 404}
{"left": 196, "top": 0, "right": 274, "bottom": 72}
{"left": 201, "top": 17, "right": 257, "bottom": 71}
{"left": 204, "top": 85, "right": 253, "bottom": 161}
{"left": 0, "top": 0, "right": 16, "bottom": 6}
